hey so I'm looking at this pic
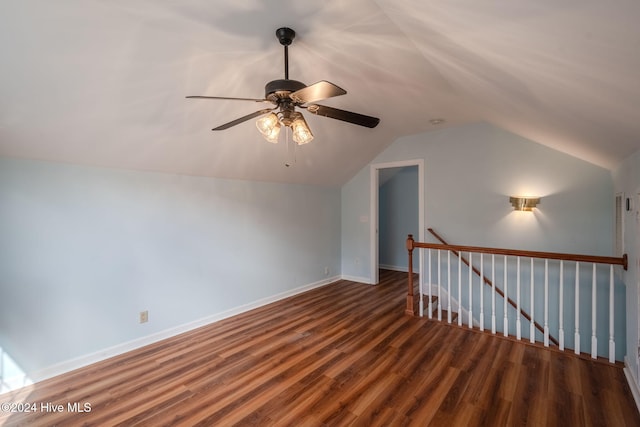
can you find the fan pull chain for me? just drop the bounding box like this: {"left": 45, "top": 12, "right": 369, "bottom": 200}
{"left": 284, "top": 128, "right": 297, "bottom": 168}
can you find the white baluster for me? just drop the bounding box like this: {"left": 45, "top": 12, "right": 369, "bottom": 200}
{"left": 504, "top": 255, "right": 508, "bottom": 337}
{"left": 458, "top": 250, "right": 462, "bottom": 326}
{"left": 609, "top": 265, "right": 615, "bottom": 363}
{"left": 419, "top": 240, "right": 424, "bottom": 318}
{"left": 480, "top": 253, "right": 485, "bottom": 331}
{"left": 491, "top": 255, "right": 496, "bottom": 334}
{"left": 530, "top": 258, "right": 535, "bottom": 343}
{"left": 428, "top": 249, "right": 432, "bottom": 319}
{"left": 575, "top": 262, "right": 580, "bottom": 355}
{"left": 437, "top": 250, "right": 442, "bottom": 321}
{"left": 559, "top": 261, "right": 565, "bottom": 351}
{"left": 447, "top": 251, "right": 452, "bottom": 324}
{"left": 419, "top": 248, "right": 424, "bottom": 317}
{"left": 468, "top": 253, "right": 473, "bottom": 329}
{"left": 516, "top": 257, "right": 521, "bottom": 340}
{"left": 591, "top": 263, "right": 597, "bottom": 359}
{"left": 544, "top": 259, "right": 549, "bottom": 347}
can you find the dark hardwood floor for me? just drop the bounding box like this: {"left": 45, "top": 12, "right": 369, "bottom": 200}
{"left": 1, "top": 270, "right": 639, "bottom": 426}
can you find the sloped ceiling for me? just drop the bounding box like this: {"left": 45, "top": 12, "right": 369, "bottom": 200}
{"left": 1, "top": 0, "right": 639, "bottom": 186}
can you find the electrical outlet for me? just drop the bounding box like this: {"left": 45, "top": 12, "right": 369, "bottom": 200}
{"left": 139, "top": 310, "right": 148, "bottom": 324}
{"left": 324, "top": 267, "right": 329, "bottom": 275}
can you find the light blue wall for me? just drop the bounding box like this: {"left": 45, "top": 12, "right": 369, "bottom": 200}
{"left": 0, "top": 157, "right": 340, "bottom": 378}
{"left": 613, "top": 148, "right": 640, "bottom": 383}
{"left": 341, "top": 122, "right": 621, "bottom": 357}
{"left": 342, "top": 122, "right": 614, "bottom": 276}
{"left": 379, "top": 166, "right": 418, "bottom": 270}
{"left": 340, "top": 165, "right": 371, "bottom": 281}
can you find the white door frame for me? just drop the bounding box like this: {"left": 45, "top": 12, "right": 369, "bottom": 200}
{"left": 370, "top": 159, "right": 424, "bottom": 284}
{"left": 636, "top": 190, "right": 640, "bottom": 379}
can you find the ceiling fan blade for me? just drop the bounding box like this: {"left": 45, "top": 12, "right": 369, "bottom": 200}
{"left": 290, "top": 81, "right": 346, "bottom": 104}
{"left": 305, "top": 104, "right": 380, "bottom": 128}
{"left": 212, "top": 108, "right": 276, "bottom": 131}
{"left": 187, "top": 95, "right": 269, "bottom": 103}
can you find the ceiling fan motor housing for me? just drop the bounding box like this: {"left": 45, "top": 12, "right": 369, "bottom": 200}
{"left": 265, "top": 79, "right": 306, "bottom": 103}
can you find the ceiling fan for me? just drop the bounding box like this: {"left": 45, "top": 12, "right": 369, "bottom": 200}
{"left": 186, "top": 27, "right": 380, "bottom": 145}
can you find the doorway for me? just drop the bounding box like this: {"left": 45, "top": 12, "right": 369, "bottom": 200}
{"left": 370, "top": 160, "right": 424, "bottom": 285}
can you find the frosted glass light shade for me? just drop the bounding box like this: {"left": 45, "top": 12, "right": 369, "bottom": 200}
{"left": 256, "top": 113, "right": 281, "bottom": 143}
{"left": 291, "top": 113, "right": 313, "bottom": 145}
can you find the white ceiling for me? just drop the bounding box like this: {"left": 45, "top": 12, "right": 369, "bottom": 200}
{"left": 1, "top": 0, "right": 639, "bottom": 186}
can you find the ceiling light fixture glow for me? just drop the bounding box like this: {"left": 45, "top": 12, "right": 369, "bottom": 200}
{"left": 509, "top": 196, "right": 540, "bottom": 211}
{"left": 256, "top": 111, "right": 313, "bottom": 145}
{"left": 291, "top": 113, "right": 313, "bottom": 145}
{"left": 256, "top": 113, "right": 281, "bottom": 143}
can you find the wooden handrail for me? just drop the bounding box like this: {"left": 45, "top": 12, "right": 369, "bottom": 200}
{"left": 406, "top": 231, "right": 628, "bottom": 360}
{"left": 409, "top": 236, "right": 628, "bottom": 270}
{"left": 427, "top": 228, "right": 558, "bottom": 346}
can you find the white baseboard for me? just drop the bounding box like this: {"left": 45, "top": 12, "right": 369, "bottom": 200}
{"left": 2, "top": 275, "right": 340, "bottom": 396}
{"left": 624, "top": 357, "right": 640, "bottom": 414}
{"left": 341, "top": 274, "right": 374, "bottom": 284}
{"left": 1, "top": 375, "right": 33, "bottom": 395}
{"left": 379, "top": 264, "right": 408, "bottom": 273}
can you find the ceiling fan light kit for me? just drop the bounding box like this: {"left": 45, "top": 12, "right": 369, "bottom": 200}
{"left": 291, "top": 113, "right": 313, "bottom": 145}
{"left": 187, "top": 27, "right": 379, "bottom": 147}
{"left": 255, "top": 113, "right": 281, "bottom": 143}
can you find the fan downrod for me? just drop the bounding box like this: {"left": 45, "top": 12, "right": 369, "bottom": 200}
{"left": 266, "top": 28, "right": 304, "bottom": 102}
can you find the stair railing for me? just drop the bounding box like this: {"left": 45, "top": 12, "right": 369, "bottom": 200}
{"left": 406, "top": 233, "right": 628, "bottom": 363}
{"left": 427, "top": 228, "right": 559, "bottom": 346}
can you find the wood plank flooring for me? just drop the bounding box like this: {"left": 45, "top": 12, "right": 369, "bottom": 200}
{"left": 1, "top": 270, "right": 639, "bottom": 426}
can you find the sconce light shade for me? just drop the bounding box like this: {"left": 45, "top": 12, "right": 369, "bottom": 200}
{"left": 256, "top": 113, "right": 281, "bottom": 143}
{"left": 510, "top": 196, "right": 540, "bottom": 211}
{"left": 291, "top": 113, "right": 314, "bottom": 145}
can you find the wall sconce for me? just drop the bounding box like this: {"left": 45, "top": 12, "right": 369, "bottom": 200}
{"left": 510, "top": 196, "right": 540, "bottom": 211}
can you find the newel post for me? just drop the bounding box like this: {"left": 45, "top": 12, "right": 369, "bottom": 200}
{"left": 406, "top": 234, "right": 415, "bottom": 316}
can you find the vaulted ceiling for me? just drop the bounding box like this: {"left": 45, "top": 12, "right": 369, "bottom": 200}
{"left": 1, "top": 1, "right": 639, "bottom": 186}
